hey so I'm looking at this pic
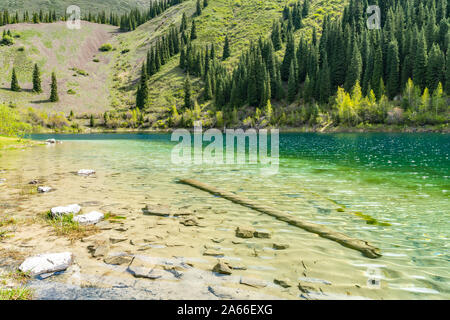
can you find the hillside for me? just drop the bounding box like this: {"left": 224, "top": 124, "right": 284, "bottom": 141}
{"left": 0, "top": 21, "right": 119, "bottom": 117}
{"left": 0, "top": 0, "right": 147, "bottom": 14}
{"left": 110, "top": 0, "right": 348, "bottom": 116}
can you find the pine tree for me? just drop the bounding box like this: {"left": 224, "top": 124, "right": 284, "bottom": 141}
{"left": 445, "top": 44, "right": 450, "bottom": 95}
{"left": 136, "top": 63, "right": 148, "bottom": 109}
{"left": 302, "top": 0, "right": 310, "bottom": 17}
{"left": 180, "top": 13, "right": 187, "bottom": 32}
{"left": 184, "top": 73, "right": 192, "bottom": 109}
{"left": 190, "top": 20, "right": 197, "bottom": 40}
{"left": 196, "top": 0, "right": 202, "bottom": 16}
{"left": 49, "top": 72, "right": 59, "bottom": 102}
{"left": 386, "top": 40, "right": 400, "bottom": 99}
{"left": 10, "top": 67, "right": 20, "bottom": 92}
{"left": 281, "top": 31, "right": 295, "bottom": 81}
{"left": 32, "top": 63, "right": 42, "bottom": 93}
{"left": 287, "top": 62, "right": 297, "bottom": 103}
{"left": 426, "top": 43, "right": 445, "bottom": 92}
{"left": 222, "top": 35, "right": 231, "bottom": 60}
{"left": 371, "top": 42, "right": 383, "bottom": 99}
{"left": 414, "top": 30, "right": 428, "bottom": 91}
{"left": 271, "top": 20, "right": 282, "bottom": 51}
{"left": 204, "top": 71, "right": 212, "bottom": 100}
{"left": 319, "top": 54, "right": 331, "bottom": 103}
{"left": 344, "top": 43, "right": 362, "bottom": 92}
{"left": 90, "top": 114, "right": 95, "bottom": 128}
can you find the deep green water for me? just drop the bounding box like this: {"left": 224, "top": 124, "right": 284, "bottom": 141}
{"left": 24, "top": 132, "right": 450, "bottom": 298}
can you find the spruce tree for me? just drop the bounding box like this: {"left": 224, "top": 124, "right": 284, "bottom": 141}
{"left": 281, "top": 31, "right": 295, "bottom": 81}
{"left": 196, "top": 0, "right": 202, "bottom": 16}
{"left": 287, "top": 62, "right": 297, "bottom": 103}
{"left": 386, "top": 40, "right": 400, "bottom": 99}
{"left": 32, "top": 63, "right": 42, "bottom": 93}
{"left": 445, "top": 44, "right": 450, "bottom": 95}
{"left": 90, "top": 114, "right": 95, "bottom": 128}
{"left": 271, "top": 21, "right": 282, "bottom": 51}
{"left": 426, "top": 43, "right": 445, "bottom": 92}
{"left": 222, "top": 35, "right": 231, "bottom": 60}
{"left": 190, "top": 20, "right": 197, "bottom": 40}
{"left": 413, "top": 30, "right": 428, "bottom": 91}
{"left": 371, "top": 43, "right": 383, "bottom": 99}
{"left": 344, "top": 43, "right": 362, "bottom": 92}
{"left": 10, "top": 67, "right": 20, "bottom": 92}
{"left": 184, "top": 73, "right": 192, "bottom": 109}
{"left": 204, "top": 72, "right": 212, "bottom": 100}
{"left": 319, "top": 54, "right": 331, "bottom": 103}
{"left": 180, "top": 13, "right": 187, "bottom": 32}
{"left": 49, "top": 72, "right": 59, "bottom": 102}
{"left": 136, "top": 63, "right": 148, "bottom": 109}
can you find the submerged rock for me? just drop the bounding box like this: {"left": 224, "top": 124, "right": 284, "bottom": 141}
{"left": 73, "top": 211, "right": 104, "bottom": 225}
{"left": 224, "top": 261, "right": 247, "bottom": 271}
{"left": 274, "top": 278, "right": 292, "bottom": 288}
{"left": 239, "top": 277, "right": 267, "bottom": 288}
{"left": 87, "top": 243, "right": 109, "bottom": 258}
{"left": 235, "top": 227, "right": 255, "bottom": 238}
{"left": 29, "top": 179, "right": 41, "bottom": 185}
{"left": 127, "top": 257, "right": 160, "bottom": 279}
{"left": 254, "top": 231, "right": 271, "bottom": 239}
{"left": 203, "top": 249, "right": 224, "bottom": 257}
{"left": 50, "top": 204, "right": 81, "bottom": 218}
{"left": 19, "top": 252, "right": 73, "bottom": 276}
{"left": 273, "top": 243, "right": 289, "bottom": 250}
{"left": 77, "top": 169, "right": 96, "bottom": 176}
{"left": 180, "top": 216, "right": 199, "bottom": 227}
{"left": 104, "top": 255, "right": 133, "bottom": 266}
{"left": 142, "top": 204, "right": 170, "bottom": 216}
{"left": 37, "top": 186, "right": 52, "bottom": 193}
{"left": 46, "top": 139, "right": 56, "bottom": 144}
{"left": 212, "top": 261, "right": 232, "bottom": 275}
{"left": 109, "top": 237, "right": 127, "bottom": 244}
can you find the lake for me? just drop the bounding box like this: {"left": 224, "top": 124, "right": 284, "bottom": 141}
{"left": 1, "top": 132, "right": 448, "bottom": 299}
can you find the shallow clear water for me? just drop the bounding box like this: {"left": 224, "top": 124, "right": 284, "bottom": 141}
{"left": 2, "top": 132, "right": 449, "bottom": 299}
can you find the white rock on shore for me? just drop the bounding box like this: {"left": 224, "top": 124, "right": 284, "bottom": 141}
{"left": 73, "top": 211, "right": 104, "bottom": 225}
{"left": 37, "top": 186, "right": 52, "bottom": 193}
{"left": 77, "top": 169, "right": 96, "bottom": 176}
{"left": 50, "top": 204, "right": 81, "bottom": 217}
{"left": 19, "top": 252, "right": 73, "bottom": 276}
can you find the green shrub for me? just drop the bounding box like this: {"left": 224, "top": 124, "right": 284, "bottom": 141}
{"left": 0, "top": 35, "right": 14, "bottom": 46}
{"left": 99, "top": 43, "right": 113, "bottom": 52}
{"left": 0, "top": 104, "right": 32, "bottom": 138}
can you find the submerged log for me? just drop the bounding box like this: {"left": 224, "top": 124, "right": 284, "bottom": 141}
{"left": 178, "top": 178, "right": 382, "bottom": 259}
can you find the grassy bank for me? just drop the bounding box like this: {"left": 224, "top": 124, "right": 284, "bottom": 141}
{"left": 0, "top": 136, "right": 42, "bottom": 150}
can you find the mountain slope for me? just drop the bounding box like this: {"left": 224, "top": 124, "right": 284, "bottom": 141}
{"left": 0, "top": 21, "right": 119, "bottom": 115}
{"left": 112, "top": 0, "right": 348, "bottom": 114}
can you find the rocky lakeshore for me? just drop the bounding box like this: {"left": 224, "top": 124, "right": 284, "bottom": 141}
{"left": 0, "top": 164, "right": 373, "bottom": 300}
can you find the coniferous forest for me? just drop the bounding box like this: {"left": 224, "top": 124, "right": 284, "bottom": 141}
{"left": 166, "top": 0, "right": 449, "bottom": 128}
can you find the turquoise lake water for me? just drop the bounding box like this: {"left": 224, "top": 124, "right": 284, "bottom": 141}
{"left": 20, "top": 132, "right": 450, "bottom": 298}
